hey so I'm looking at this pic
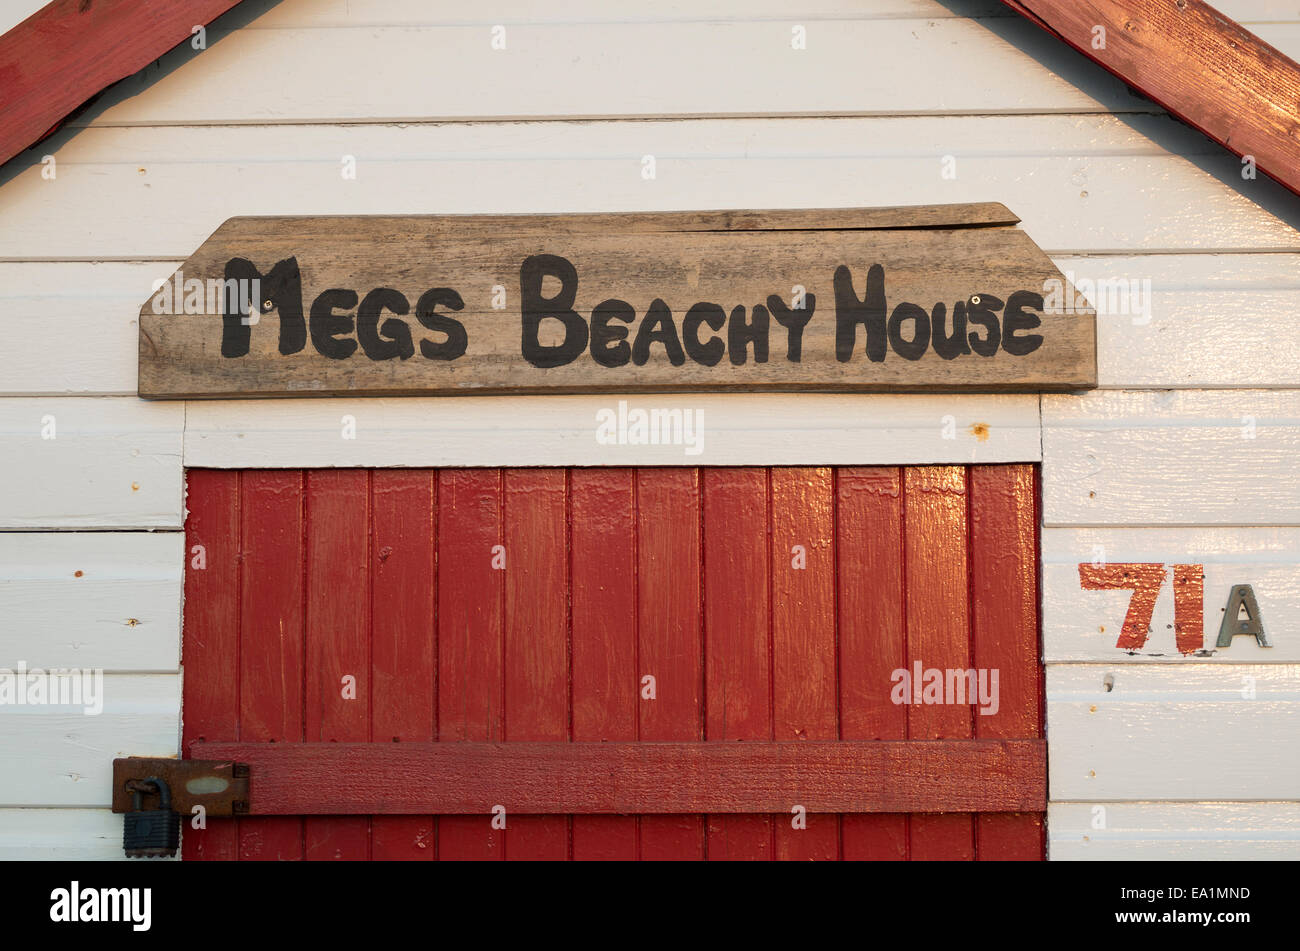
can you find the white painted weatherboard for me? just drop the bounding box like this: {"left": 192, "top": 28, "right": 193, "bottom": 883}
{"left": 1043, "top": 526, "right": 1299, "bottom": 663}
{"left": 76, "top": 15, "right": 1151, "bottom": 127}
{"left": 0, "top": 261, "right": 170, "bottom": 397}
{"left": 182, "top": 393, "right": 1038, "bottom": 467}
{"left": 4, "top": 115, "right": 1300, "bottom": 261}
{"left": 0, "top": 675, "right": 179, "bottom": 808}
{"left": 1043, "top": 390, "right": 1300, "bottom": 527}
{"left": 0, "top": 533, "right": 183, "bottom": 671}
{"left": 1047, "top": 664, "right": 1300, "bottom": 801}
{"left": 0, "top": 398, "right": 184, "bottom": 530}
{"left": 0, "top": 809, "right": 141, "bottom": 861}
{"left": 1048, "top": 802, "right": 1300, "bottom": 860}
{"left": 1050, "top": 254, "right": 1300, "bottom": 390}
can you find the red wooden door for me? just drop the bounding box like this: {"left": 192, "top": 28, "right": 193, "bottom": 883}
{"left": 182, "top": 466, "right": 1043, "bottom": 860}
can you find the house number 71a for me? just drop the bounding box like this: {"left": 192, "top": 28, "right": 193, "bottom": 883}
{"left": 1077, "top": 563, "right": 1203, "bottom": 654}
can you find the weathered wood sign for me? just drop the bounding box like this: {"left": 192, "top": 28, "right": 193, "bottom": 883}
{"left": 137, "top": 203, "right": 1096, "bottom": 398}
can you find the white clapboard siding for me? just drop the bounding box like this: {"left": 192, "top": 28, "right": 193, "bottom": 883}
{"left": 0, "top": 674, "right": 178, "bottom": 807}
{"left": 1042, "top": 390, "right": 1300, "bottom": 527}
{"left": 182, "top": 393, "right": 1038, "bottom": 467}
{"left": 75, "top": 15, "right": 1148, "bottom": 128}
{"left": 1047, "top": 664, "right": 1300, "bottom": 801}
{"left": 0, "top": 262, "right": 171, "bottom": 396}
{"left": 0, "top": 809, "right": 145, "bottom": 860}
{"left": 1048, "top": 802, "right": 1300, "bottom": 860}
{"left": 0, "top": 398, "right": 184, "bottom": 530}
{"left": 1043, "top": 527, "right": 1300, "bottom": 663}
{"left": 0, "top": 533, "right": 182, "bottom": 671}
{"left": 4, "top": 116, "right": 1299, "bottom": 260}
{"left": 1050, "top": 254, "right": 1300, "bottom": 389}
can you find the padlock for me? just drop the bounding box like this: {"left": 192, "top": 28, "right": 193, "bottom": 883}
{"left": 122, "top": 776, "right": 180, "bottom": 858}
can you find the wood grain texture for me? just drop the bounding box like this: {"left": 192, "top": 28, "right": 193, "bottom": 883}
{"left": 704, "top": 468, "right": 773, "bottom": 858}
{"left": 837, "top": 468, "right": 909, "bottom": 859}
{"left": 1043, "top": 526, "right": 1300, "bottom": 663}
{"left": 370, "top": 471, "right": 437, "bottom": 859}
{"left": 304, "top": 471, "right": 370, "bottom": 859}
{"left": 0, "top": 0, "right": 242, "bottom": 167}
{"left": 905, "top": 467, "right": 975, "bottom": 859}
{"left": 971, "top": 465, "right": 1044, "bottom": 859}
{"left": 190, "top": 740, "right": 1048, "bottom": 814}
{"left": 1047, "top": 663, "right": 1300, "bottom": 801}
{"left": 180, "top": 465, "right": 1044, "bottom": 859}
{"left": 1003, "top": 0, "right": 1300, "bottom": 198}
{"left": 571, "top": 469, "right": 639, "bottom": 859}
{"left": 436, "top": 470, "right": 505, "bottom": 859}
{"left": 635, "top": 469, "right": 706, "bottom": 859}
{"left": 182, "top": 394, "right": 1041, "bottom": 468}
{"left": 771, "top": 467, "right": 839, "bottom": 859}
{"left": 237, "top": 471, "right": 305, "bottom": 861}
{"left": 8, "top": 253, "right": 1299, "bottom": 397}
{"left": 0, "top": 532, "right": 181, "bottom": 671}
{"left": 502, "top": 469, "right": 569, "bottom": 858}
{"left": 179, "top": 469, "right": 238, "bottom": 860}
{"left": 1043, "top": 389, "right": 1300, "bottom": 526}
{"left": 137, "top": 208, "right": 1095, "bottom": 398}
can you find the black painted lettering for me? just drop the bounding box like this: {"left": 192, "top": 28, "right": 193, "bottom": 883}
{"left": 966, "top": 294, "right": 1003, "bottom": 357}
{"left": 834, "top": 264, "right": 887, "bottom": 362}
{"left": 221, "top": 256, "right": 305, "bottom": 358}
{"left": 887, "top": 302, "right": 930, "bottom": 361}
{"left": 309, "top": 288, "right": 359, "bottom": 360}
{"left": 727, "top": 304, "right": 770, "bottom": 366}
{"left": 632, "top": 299, "right": 686, "bottom": 366}
{"left": 930, "top": 301, "right": 971, "bottom": 360}
{"left": 520, "top": 254, "right": 588, "bottom": 368}
{"left": 415, "top": 287, "right": 467, "bottom": 361}
{"left": 591, "top": 299, "right": 634, "bottom": 367}
{"left": 1002, "top": 290, "right": 1045, "bottom": 356}
{"left": 683, "top": 302, "right": 726, "bottom": 367}
{"left": 357, "top": 287, "right": 415, "bottom": 360}
{"left": 767, "top": 293, "right": 814, "bottom": 362}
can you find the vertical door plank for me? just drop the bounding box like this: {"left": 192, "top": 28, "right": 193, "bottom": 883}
{"left": 703, "top": 468, "right": 772, "bottom": 860}
{"left": 304, "top": 470, "right": 371, "bottom": 860}
{"left": 237, "top": 471, "right": 305, "bottom": 861}
{"left": 636, "top": 469, "right": 706, "bottom": 860}
{"left": 371, "top": 471, "right": 437, "bottom": 860}
{"left": 436, "top": 470, "right": 505, "bottom": 860}
{"left": 904, "top": 466, "right": 975, "bottom": 860}
{"left": 771, "top": 467, "right": 839, "bottom": 860}
{"left": 503, "top": 469, "right": 570, "bottom": 860}
{"left": 836, "top": 467, "right": 909, "bottom": 860}
{"left": 571, "top": 469, "right": 638, "bottom": 860}
{"left": 971, "top": 465, "right": 1044, "bottom": 860}
{"left": 181, "top": 469, "right": 240, "bottom": 861}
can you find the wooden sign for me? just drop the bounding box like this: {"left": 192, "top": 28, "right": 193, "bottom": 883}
{"left": 137, "top": 203, "right": 1096, "bottom": 398}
